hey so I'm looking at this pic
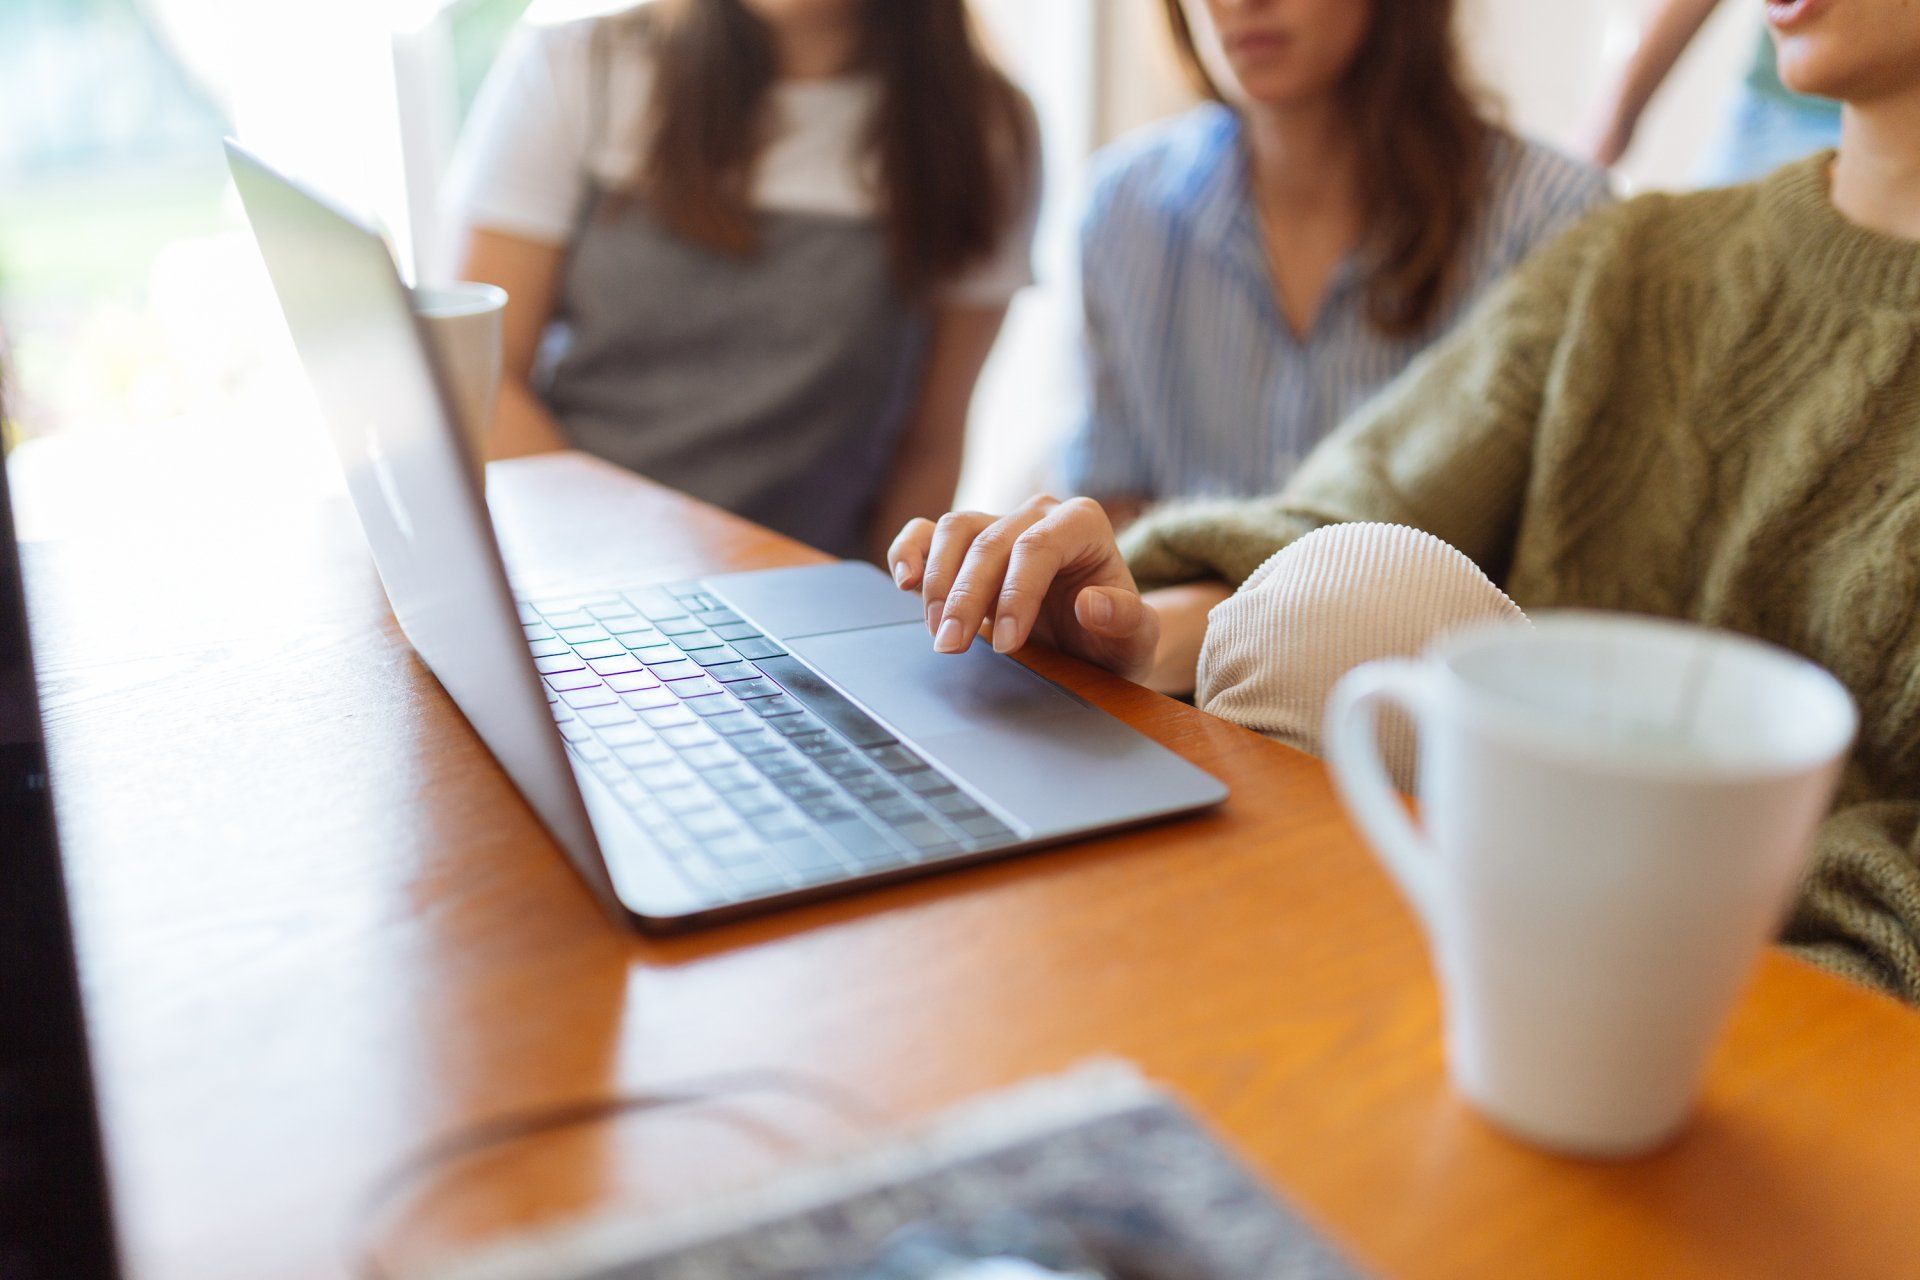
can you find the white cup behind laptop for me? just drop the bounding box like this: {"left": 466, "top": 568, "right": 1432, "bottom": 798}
{"left": 1324, "top": 613, "right": 1855, "bottom": 1157}
{"left": 412, "top": 282, "right": 507, "bottom": 487}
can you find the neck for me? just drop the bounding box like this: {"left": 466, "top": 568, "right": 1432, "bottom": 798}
{"left": 1239, "top": 96, "right": 1359, "bottom": 216}
{"left": 1831, "top": 89, "right": 1920, "bottom": 242}
{"left": 771, "top": 17, "right": 862, "bottom": 81}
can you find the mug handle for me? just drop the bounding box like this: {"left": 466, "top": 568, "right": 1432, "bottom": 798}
{"left": 1324, "top": 660, "right": 1442, "bottom": 928}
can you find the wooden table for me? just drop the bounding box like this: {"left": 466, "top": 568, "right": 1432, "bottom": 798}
{"left": 24, "top": 450, "right": 1920, "bottom": 1280}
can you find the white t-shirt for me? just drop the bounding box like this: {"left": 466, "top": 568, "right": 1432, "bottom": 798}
{"left": 445, "top": 17, "right": 1040, "bottom": 307}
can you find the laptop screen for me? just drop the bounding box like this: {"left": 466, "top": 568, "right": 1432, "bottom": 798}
{"left": 0, "top": 450, "right": 122, "bottom": 1278}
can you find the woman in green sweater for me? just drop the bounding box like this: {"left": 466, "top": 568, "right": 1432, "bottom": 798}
{"left": 889, "top": 0, "right": 1920, "bottom": 999}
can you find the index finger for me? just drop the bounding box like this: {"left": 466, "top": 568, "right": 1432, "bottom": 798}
{"left": 887, "top": 518, "right": 936, "bottom": 590}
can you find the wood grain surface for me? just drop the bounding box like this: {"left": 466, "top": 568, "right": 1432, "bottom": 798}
{"left": 23, "top": 450, "right": 1920, "bottom": 1280}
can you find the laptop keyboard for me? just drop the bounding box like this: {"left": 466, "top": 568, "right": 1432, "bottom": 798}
{"left": 521, "top": 582, "right": 1021, "bottom": 903}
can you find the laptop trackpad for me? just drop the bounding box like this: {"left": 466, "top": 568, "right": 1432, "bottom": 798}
{"left": 786, "top": 624, "right": 1082, "bottom": 740}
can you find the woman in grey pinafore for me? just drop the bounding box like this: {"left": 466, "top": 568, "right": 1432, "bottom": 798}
{"left": 449, "top": 0, "right": 1039, "bottom": 561}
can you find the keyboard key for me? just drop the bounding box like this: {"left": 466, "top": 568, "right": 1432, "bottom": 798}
{"left": 843, "top": 774, "right": 896, "bottom": 801}
{"left": 927, "top": 791, "right": 983, "bottom": 818}
{"left": 679, "top": 744, "right": 735, "bottom": 771}
{"left": 544, "top": 611, "right": 594, "bottom": 630}
{"left": 713, "top": 621, "right": 762, "bottom": 642}
{"left": 871, "top": 795, "right": 922, "bottom": 823}
{"left": 818, "top": 817, "right": 906, "bottom": 864}
{"left": 753, "top": 655, "right": 895, "bottom": 747}
{"left": 631, "top": 645, "right": 684, "bottom": 665}
{"left": 772, "top": 774, "right": 832, "bottom": 800}
{"left": 523, "top": 623, "right": 556, "bottom": 642}
{"left": 621, "top": 687, "right": 679, "bottom": 711}
{"left": 767, "top": 837, "right": 847, "bottom": 878}
{"left": 660, "top": 724, "right": 718, "bottom": 750}
{"left": 703, "top": 661, "right": 758, "bottom": 684}
{"left": 673, "top": 588, "right": 719, "bottom": 608}
{"left": 535, "top": 653, "right": 587, "bottom": 674}
{"left": 724, "top": 787, "right": 785, "bottom": 818}
{"left": 605, "top": 670, "right": 661, "bottom": 693}
{"left": 650, "top": 660, "right": 704, "bottom": 682}
{"left": 752, "top": 694, "right": 804, "bottom": 719}
{"left": 725, "top": 677, "right": 780, "bottom": 700}
{"left": 656, "top": 785, "right": 715, "bottom": 815}
{"left": 689, "top": 646, "right": 741, "bottom": 668}
{"left": 616, "top": 742, "right": 673, "bottom": 768}
{"left": 693, "top": 608, "right": 740, "bottom": 627}
{"left": 959, "top": 814, "right": 1017, "bottom": 842}
{"left": 684, "top": 693, "right": 744, "bottom": 718}
{"left": 589, "top": 654, "right": 644, "bottom": 676}
{"left": 799, "top": 796, "right": 858, "bottom": 824}
{"left": 902, "top": 771, "right": 956, "bottom": 796}
{"left": 598, "top": 723, "right": 656, "bottom": 747}
{"left": 558, "top": 624, "right": 610, "bottom": 644}
{"left": 628, "top": 589, "right": 686, "bottom": 619}
{"left": 892, "top": 819, "right": 961, "bottom": 852}
{"left": 571, "top": 738, "right": 612, "bottom": 762}
{"left": 562, "top": 685, "right": 618, "bottom": 709}
{"left": 733, "top": 637, "right": 787, "bottom": 661}
{"left": 792, "top": 733, "right": 843, "bottom": 758}
{"left": 587, "top": 601, "right": 640, "bottom": 620}
{"left": 641, "top": 705, "right": 697, "bottom": 729}
{"left": 528, "top": 639, "right": 570, "bottom": 659}
{"left": 545, "top": 670, "right": 602, "bottom": 692}
{"left": 657, "top": 616, "right": 707, "bottom": 636}
{"left": 667, "top": 675, "right": 722, "bottom": 699}
{"left": 731, "top": 730, "right": 785, "bottom": 757}
{"left": 580, "top": 704, "right": 637, "bottom": 727}
{"left": 556, "top": 719, "right": 592, "bottom": 742}
{"left": 867, "top": 744, "right": 926, "bottom": 773}
{"left": 517, "top": 603, "right": 541, "bottom": 624}
{"left": 770, "top": 715, "right": 825, "bottom": 742}
{"left": 818, "top": 754, "right": 869, "bottom": 779}
{"left": 681, "top": 809, "right": 744, "bottom": 841}
{"left": 747, "top": 810, "right": 809, "bottom": 838}
{"left": 708, "top": 712, "right": 762, "bottom": 737}
{"left": 674, "top": 628, "right": 723, "bottom": 651}
{"left": 574, "top": 639, "right": 625, "bottom": 660}
{"left": 702, "top": 766, "right": 759, "bottom": 794}
{"left": 754, "top": 752, "right": 808, "bottom": 778}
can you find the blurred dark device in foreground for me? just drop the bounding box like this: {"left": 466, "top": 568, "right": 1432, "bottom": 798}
{"left": 427, "top": 1064, "right": 1366, "bottom": 1280}
{"left": 0, "top": 450, "right": 123, "bottom": 1278}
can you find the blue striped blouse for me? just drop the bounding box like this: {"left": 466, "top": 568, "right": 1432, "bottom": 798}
{"left": 1062, "top": 105, "right": 1613, "bottom": 501}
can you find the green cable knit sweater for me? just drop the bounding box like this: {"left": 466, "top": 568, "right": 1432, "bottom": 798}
{"left": 1122, "top": 153, "right": 1920, "bottom": 1001}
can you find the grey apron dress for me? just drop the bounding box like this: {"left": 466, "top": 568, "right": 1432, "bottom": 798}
{"left": 535, "top": 35, "right": 931, "bottom": 559}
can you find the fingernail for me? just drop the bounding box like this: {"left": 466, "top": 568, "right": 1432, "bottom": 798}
{"left": 925, "top": 600, "right": 942, "bottom": 637}
{"left": 1086, "top": 591, "right": 1113, "bottom": 627}
{"left": 892, "top": 561, "right": 909, "bottom": 587}
{"left": 935, "top": 617, "right": 967, "bottom": 653}
{"left": 992, "top": 616, "right": 1019, "bottom": 654}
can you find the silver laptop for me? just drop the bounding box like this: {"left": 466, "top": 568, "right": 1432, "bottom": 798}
{"left": 226, "top": 140, "right": 1226, "bottom": 931}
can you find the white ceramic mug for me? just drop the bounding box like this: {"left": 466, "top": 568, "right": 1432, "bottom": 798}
{"left": 1324, "top": 612, "right": 1856, "bottom": 1157}
{"left": 412, "top": 282, "right": 507, "bottom": 488}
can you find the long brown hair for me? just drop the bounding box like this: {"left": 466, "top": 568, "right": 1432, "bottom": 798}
{"left": 1162, "top": 0, "right": 1493, "bottom": 335}
{"left": 625, "top": 0, "right": 1032, "bottom": 298}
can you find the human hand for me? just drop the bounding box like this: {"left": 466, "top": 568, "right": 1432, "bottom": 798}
{"left": 887, "top": 496, "right": 1160, "bottom": 682}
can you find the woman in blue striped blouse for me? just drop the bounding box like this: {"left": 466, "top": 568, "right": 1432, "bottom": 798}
{"left": 1063, "top": 0, "right": 1613, "bottom": 524}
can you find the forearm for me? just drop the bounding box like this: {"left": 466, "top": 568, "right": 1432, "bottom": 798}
{"left": 1142, "top": 581, "right": 1233, "bottom": 697}
{"left": 490, "top": 379, "right": 570, "bottom": 460}
{"left": 1605, "top": 0, "right": 1722, "bottom": 127}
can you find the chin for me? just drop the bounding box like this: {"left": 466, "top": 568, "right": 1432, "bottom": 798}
{"left": 1230, "top": 70, "right": 1340, "bottom": 110}
{"left": 1776, "top": 36, "right": 1915, "bottom": 102}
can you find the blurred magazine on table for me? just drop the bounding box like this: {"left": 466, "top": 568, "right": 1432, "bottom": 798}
{"left": 427, "top": 1062, "right": 1366, "bottom": 1280}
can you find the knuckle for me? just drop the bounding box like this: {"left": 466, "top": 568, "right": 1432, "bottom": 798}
{"left": 934, "top": 510, "right": 986, "bottom": 537}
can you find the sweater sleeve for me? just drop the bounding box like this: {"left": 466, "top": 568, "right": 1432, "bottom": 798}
{"left": 1121, "top": 208, "right": 1611, "bottom": 592}
{"left": 1782, "top": 785, "right": 1920, "bottom": 1001}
